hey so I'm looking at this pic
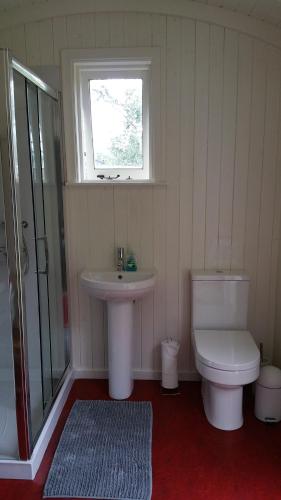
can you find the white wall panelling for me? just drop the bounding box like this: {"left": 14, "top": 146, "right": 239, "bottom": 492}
{"left": 3, "top": 1, "right": 281, "bottom": 49}
{"left": 274, "top": 247, "right": 281, "bottom": 367}
{"left": 273, "top": 88, "right": 281, "bottom": 368}
{"left": 1, "top": 8, "right": 281, "bottom": 375}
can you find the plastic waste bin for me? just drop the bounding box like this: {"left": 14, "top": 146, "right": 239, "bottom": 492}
{"left": 161, "top": 338, "right": 180, "bottom": 389}
{"left": 255, "top": 365, "right": 281, "bottom": 423}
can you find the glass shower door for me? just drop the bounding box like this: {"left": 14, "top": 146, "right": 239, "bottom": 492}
{"left": 12, "top": 70, "right": 46, "bottom": 441}
{"left": 0, "top": 155, "right": 19, "bottom": 459}
{"left": 38, "top": 90, "right": 67, "bottom": 390}
{"left": 22, "top": 81, "right": 68, "bottom": 441}
{"left": 26, "top": 82, "right": 53, "bottom": 414}
{"left": 25, "top": 82, "right": 68, "bottom": 407}
{"left": 0, "top": 49, "right": 69, "bottom": 456}
{"left": 9, "top": 57, "right": 69, "bottom": 447}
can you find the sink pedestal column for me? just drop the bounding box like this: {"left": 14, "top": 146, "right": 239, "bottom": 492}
{"left": 107, "top": 301, "right": 134, "bottom": 399}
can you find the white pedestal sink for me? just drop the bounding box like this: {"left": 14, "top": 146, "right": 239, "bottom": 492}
{"left": 80, "top": 270, "right": 156, "bottom": 399}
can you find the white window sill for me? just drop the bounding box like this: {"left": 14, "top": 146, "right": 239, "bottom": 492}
{"left": 64, "top": 180, "right": 167, "bottom": 188}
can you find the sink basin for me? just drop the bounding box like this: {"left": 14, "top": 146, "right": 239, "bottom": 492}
{"left": 80, "top": 269, "right": 156, "bottom": 400}
{"left": 80, "top": 270, "right": 156, "bottom": 301}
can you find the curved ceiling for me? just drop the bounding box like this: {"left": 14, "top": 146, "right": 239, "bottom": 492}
{"left": 1, "top": 0, "right": 281, "bottom": 29}
{"left": 197, "top": 0, "right": 281, "bottom": 28}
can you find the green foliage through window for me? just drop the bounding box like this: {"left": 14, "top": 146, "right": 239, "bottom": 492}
{"left": 90, "top": 79, "right": 143, "bottom": 169}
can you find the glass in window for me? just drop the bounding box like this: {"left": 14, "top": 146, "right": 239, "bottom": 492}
{"left": 89, "top": 78, "right": 143, "bottom": 170}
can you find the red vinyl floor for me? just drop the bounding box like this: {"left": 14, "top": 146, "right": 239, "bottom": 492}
{"left": 0, "top": 379, "right": 281, "bottom": 500}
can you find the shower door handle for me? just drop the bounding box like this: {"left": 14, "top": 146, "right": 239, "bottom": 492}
{"left": 36, "top": 235, "right": 49, "bottom": 275}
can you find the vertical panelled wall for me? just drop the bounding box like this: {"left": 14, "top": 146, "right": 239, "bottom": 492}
{"left": 274, "top": 218, "right": 281, "bottom": 368}
{"left": 274, "top": 256, "right": 281, "bottom": 368}
{"left": 1, "top": 12, "right": 281, "bottom": 377}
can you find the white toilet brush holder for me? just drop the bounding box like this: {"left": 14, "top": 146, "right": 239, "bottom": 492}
{"left": 161, "top": 338, "right": 180, "bottom": 390}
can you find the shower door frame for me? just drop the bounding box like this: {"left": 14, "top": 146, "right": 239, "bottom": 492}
{"left": 0, "top": 49, "right": 68, "bottom": 460}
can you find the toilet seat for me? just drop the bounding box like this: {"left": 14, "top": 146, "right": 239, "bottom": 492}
{"left": 193, "top": 329, "right": 260, "bottom": 371}
{"left": 193, "top": 329, "right": 260, "bottom": 387}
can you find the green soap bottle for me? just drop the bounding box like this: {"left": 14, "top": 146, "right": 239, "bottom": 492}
{"left": 125, "top": 251, "right": 137, "bottom": 271}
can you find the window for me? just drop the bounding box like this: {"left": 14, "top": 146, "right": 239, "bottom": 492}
{"left": 77, "top": 61, "right": 150, "bottom": 181}
{"left": 62, "top": 49, "right": 160, "bottom": 183}
{"left": 90, "top": 79, "right": 143, "bottom": 173}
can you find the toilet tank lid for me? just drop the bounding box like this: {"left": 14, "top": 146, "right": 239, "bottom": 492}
{"left": 191, "top": 270, "right": 249, "bottom": 281}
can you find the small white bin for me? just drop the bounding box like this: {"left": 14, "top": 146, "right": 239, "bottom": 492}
{"left": 255, "top": 365, "right": 281, "bottom": 423}
{"left": 161, "top": 338, "right": 180, "bottom": 389}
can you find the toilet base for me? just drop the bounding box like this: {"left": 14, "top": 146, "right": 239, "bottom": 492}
{"left": 202, "top": 378, "right": 243, "bottom": 431}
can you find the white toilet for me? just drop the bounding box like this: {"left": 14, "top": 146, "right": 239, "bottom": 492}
{"left": 191, "top": 270, "right": 260, "bottom": 431}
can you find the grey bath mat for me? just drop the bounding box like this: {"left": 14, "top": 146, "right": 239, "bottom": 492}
{"left": 43, "top": 400, "right": 152, "bottom": 500}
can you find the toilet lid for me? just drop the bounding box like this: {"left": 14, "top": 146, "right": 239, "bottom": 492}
{"left": 193, "top": 330, "right": 260, "bottom": 371}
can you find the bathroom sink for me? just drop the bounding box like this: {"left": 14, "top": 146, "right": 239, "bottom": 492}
{"left": 80, "top": 270, "right": 156, "bottom": 301}
{"left": 81, "top": 269, "right": 156, "bottom": 400}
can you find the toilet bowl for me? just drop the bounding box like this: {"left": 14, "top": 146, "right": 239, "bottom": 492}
{"left": 191, "top": 270, "right": 260, "bottom": 431}
{"left": 192, "top": 329, "right": 260, "bottom": 430}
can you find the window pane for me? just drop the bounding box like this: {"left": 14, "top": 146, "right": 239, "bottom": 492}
{"left": 89, "top": 79, "right": 143, "bottom": 169}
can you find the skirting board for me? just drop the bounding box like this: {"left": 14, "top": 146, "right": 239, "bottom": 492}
{"left": 0, "top": 369, "right": 73, "bottom": 480}
{"left": 73, "top": 368, "right": 201, "bottom": 381}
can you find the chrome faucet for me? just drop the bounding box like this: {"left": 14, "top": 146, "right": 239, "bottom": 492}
{"left": 116, "top": 247, "right": 125, "bottom": 271}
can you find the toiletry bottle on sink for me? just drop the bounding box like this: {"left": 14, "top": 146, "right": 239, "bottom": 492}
{"left": 126, "top": 251, "right": 137, "bottom": 271}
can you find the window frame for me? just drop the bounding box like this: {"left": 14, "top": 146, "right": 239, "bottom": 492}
{"left": 77, "top": 66, "right": 150, "bottom": 181}
{"left": 62, "top": 48, "right": 161, "bottom": 184}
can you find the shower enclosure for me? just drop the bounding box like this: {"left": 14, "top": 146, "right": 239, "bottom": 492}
{"left": 0, "top": 49, "right": 70, "bottom": 461}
